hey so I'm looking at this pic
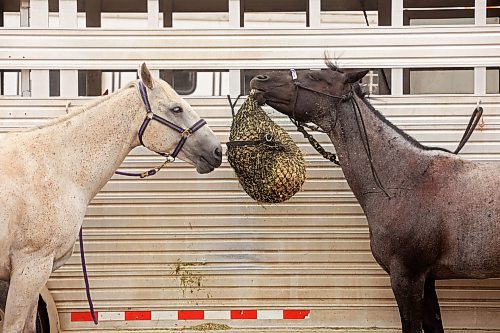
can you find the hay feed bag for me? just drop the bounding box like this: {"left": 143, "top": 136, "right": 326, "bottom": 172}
{"left": 226, "top": 94, "right": 306, "bottom": 203}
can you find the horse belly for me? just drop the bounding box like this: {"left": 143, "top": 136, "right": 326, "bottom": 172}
{"left": 434, "top": 212, "right": 500, "bottom": 279}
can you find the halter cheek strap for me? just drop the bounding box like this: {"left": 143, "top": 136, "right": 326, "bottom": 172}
{"left": 136, "top": 81, "right": 207, "bottom": 159}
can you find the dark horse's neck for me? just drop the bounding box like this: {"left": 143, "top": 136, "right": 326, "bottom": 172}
{"left": 327, "top": 93, "right": 446, "bottom": 208}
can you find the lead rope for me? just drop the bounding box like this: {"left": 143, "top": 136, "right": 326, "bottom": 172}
{"left": 453, "top": 105, "right": 483, "bottom": 154}
{"left": 290, "top": 117, "right": 340, "bottom": 165}
{"left": 79, "top": 227, "right": 98, "bottom": 324}
{"left": 350, "top": 97, "right": 391, "bottom": 198}
{"left": 114, "top": 157, "right": 174, "bottom": 178}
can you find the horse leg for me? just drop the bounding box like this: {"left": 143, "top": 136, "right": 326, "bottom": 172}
{"left": 22, "top": 302, "right": 39, "bottom": 333}
{"left": 3, "top": 257, "right": 52, "bottom": 333}
{"left": 390, "top": 265, "right": 426, "bottom": 333}
{"left": 422, "top": 278, "right": 444, "bottom": 333}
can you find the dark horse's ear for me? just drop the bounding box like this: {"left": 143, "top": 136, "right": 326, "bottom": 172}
{"left": 139, "top": 62, "right": 155, "bottom": 90}
{"left": 345, "top": 70, "right": 369, "bottom": 84}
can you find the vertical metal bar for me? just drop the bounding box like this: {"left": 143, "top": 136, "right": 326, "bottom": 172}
{"left": 218, "top": 72, "right": 223, "bottom": 96}
{"left": 85, "top": 0, "right": 101, "bottom": 96}
{"left": 59, "top": 0, "right": 78, "bottom": 28}
{"left": 474, "top": 67, "right": 487, "bottom": 95}
{"left": 229, "top": 69, "right": 241, "bottom": 96}
{"left": 391, "top": 68, "right": 403, "bottom": 96}
{"left": 212, "top": 72, "right": 216, "bottom": 96}
{"left": 148, "top": 0, "right": 159, "bottom": 28}
{"left": 30, "top": 0, "right": 49, "bottom": 27}
{"left": 59, "top": 0, "right": 78, "bottom": 97}
{"left": 0, "top": 71, "right": 4, "bottom": 95}
{"left": 20, "top": 0, "right": 30, "bottom": 27}
{"left": 475, "top": 0, "right": 487, "bottom": 25}
{"left": 391, "top": 0, "right": 403, "bottom": 27}
{"left": 308, "top": 0, "right": 321, "bottom": 28}
{"left": 229, "top": 0, "right": 241, "bottom": 27}
{"left": 21, "top": 69, "right": 31, "bottom": 97}
{"left": 111, "top": 72, "right": 116, "bottom": 92}
{"left": 31, "top": 70, "right": 50, "bottom": 98}
{"left": 229, "top": 1, "right": 243, "bottom": 94}
{"left": 60, "top": 70, "right": 78, "bottom": 97}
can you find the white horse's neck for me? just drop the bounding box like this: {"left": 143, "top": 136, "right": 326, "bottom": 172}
{"left": 23, "top": 85, "right": 144, "bottom": 202}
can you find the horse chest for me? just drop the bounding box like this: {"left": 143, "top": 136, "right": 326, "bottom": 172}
{"left": 365, "top": 198, "right": 444, "bottom": 271}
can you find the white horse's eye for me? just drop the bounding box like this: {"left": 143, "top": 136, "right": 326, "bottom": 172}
{"left": 171, "top": 106, "right": 183, "bottom": 113}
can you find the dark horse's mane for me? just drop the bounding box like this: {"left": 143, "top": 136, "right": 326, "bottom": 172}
{"left": 325, "top": 59, "right": 452, "bottom": 154}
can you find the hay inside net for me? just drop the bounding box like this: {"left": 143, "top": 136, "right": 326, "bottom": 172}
{"left": 226, "top": 93, "right": 306, "bottom": 203}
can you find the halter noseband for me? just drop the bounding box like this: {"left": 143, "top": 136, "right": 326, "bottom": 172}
{"left": 137, "top": 80, "right": 207, "bottom": 159}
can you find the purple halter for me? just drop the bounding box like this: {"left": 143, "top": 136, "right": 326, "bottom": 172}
{"left": 136, "top": 80, "right": 207, "bottom": 159}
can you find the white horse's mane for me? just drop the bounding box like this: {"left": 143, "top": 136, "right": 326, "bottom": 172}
{"left": 17, "top": 81, "right": 138, "bottom": 133}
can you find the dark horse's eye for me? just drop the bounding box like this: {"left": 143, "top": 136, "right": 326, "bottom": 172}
{"left": 171, "top": 106, "right": 183, "bottom": 113}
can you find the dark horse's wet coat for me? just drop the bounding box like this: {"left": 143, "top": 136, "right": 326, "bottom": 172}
{"left": 250, "top": 63, "right": 500, "bottom": 333}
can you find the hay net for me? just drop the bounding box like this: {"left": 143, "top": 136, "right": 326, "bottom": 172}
{"left": 226, "top": 92, "right": 306, "bottom": 203}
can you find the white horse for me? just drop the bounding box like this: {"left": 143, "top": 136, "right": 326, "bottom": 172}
{"left": 0, "top": 63, "right": 222, "bottom": 332}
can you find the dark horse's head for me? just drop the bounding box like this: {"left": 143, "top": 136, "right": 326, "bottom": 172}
{"left": 250, "top": 60, "right": 369, "bottom": 129}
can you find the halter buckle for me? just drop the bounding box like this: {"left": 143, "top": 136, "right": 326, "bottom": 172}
{"left": 181, "top": 129, "right": 192, "bottom": 138}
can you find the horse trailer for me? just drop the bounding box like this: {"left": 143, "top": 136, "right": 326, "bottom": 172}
{"left": 0, "top": 1, "right": 499, "bottom": 332}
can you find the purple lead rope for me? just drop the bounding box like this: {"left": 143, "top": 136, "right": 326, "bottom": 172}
{"left": 79, "top": 227, "right": 98, "bottom": 325}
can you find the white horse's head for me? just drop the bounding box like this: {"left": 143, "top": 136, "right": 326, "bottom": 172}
{"left": 137, "top": 63, "right": 222, "bottom": 174}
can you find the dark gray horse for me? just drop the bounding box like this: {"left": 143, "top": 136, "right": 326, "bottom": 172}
{"left": 250, "top": 62, "right": 500, "bottom": 333}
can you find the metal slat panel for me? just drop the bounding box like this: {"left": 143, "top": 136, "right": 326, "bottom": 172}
{"left": 1, "top": 27, "right": 500, "bottom": 69}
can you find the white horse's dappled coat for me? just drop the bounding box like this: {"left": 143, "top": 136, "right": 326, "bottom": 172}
{"left": 0, "top": 64, "right": 222, "bottom": 332}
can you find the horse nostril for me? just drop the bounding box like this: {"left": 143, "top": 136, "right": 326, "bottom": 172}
{"left": 214, "top": 146, "right": 222, "bottom": 161}
{"left": 256, "top": 75, "right": 269, "bottom": 82}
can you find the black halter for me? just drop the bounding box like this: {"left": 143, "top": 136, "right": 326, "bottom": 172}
{"left": 288, "top": 68, "right": 352, "bottom": 166}
{"left": 288, "top": 69, "right": 391, "bottom": 198}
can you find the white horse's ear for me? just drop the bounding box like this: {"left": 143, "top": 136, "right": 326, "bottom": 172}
{"left": 139, "top": 62, "right": 154, "bottom": 89}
